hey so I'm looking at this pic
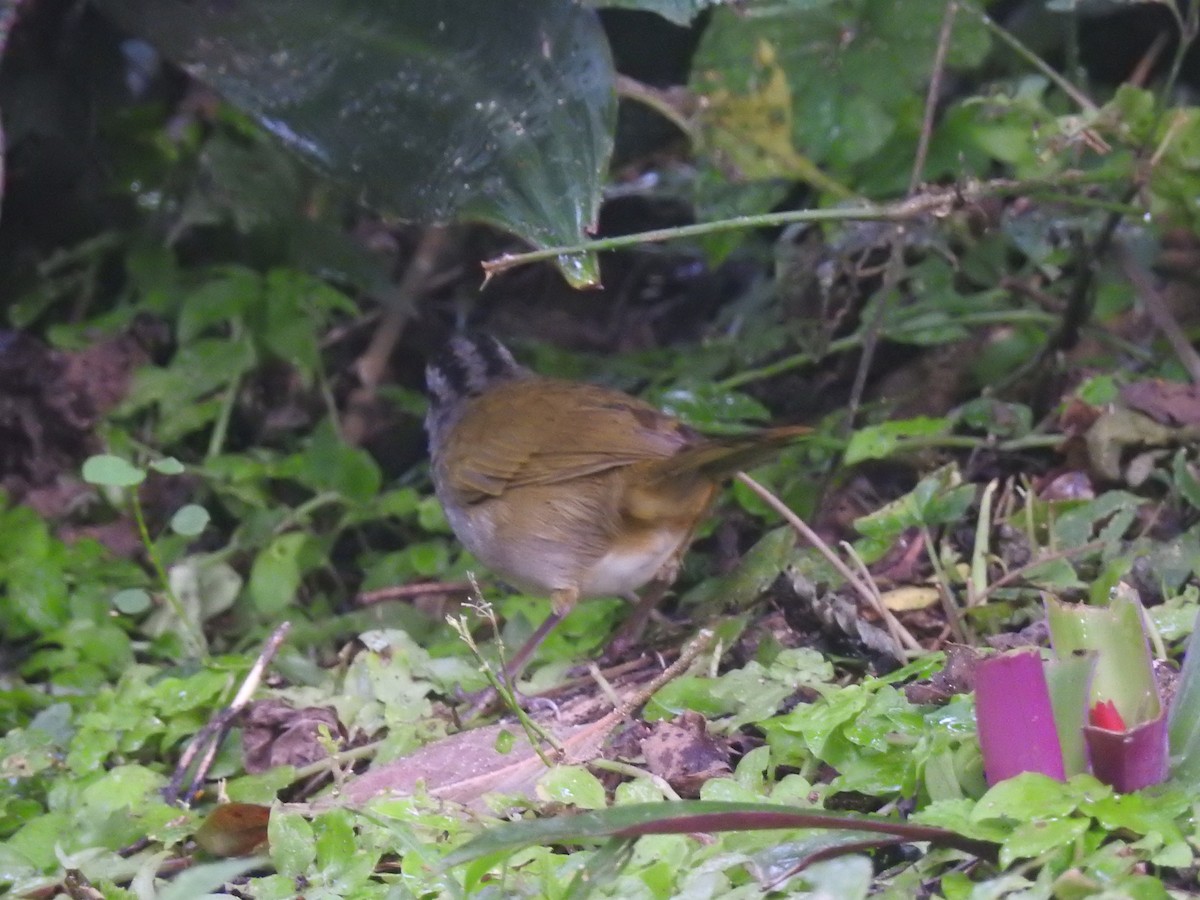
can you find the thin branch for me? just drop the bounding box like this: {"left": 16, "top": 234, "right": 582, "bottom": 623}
{"left": 910, "top": 1, "right": 958, "bottom": 195}
{"left": 844, "top": 236, "right": 907, "bottom": 437}
{"left": 481, "top": 175, "right": 1105, "bottom": 279}
{"left": 357, "top": 580, "right": 475, "bottom": 605}
{"left": 921, "top": 526, "right": 970, "bottom": 643}
{"left": 164, "top": 621, "right": 293, "bottom": 805}
{"left": 736, "top": 473, "right": 922, "bottom": 658}
{"left": 1115, "top": 240, "right": 1200, "bottom": 385}
{"left": 716, "top": 303, "right": 1057, "bottom": 391}
{"left": 356, "top": 226, "right": 450, "bottom": 391}
{"left": 961, "top": 2, "right": 1098, "bottom": 113}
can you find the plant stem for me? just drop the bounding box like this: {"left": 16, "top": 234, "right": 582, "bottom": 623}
{"left": 716, "top": 306, "right": 1059, "bottom": 390}
{"left": 961, "top": 2, "right": 1097, "bottom": 113}
{"left": 132, "top": 490, "right": 207, "bottom": 657}
{"left": 482, "top": 175, "right": 1112, "bottom": 278}
{"left": 273, "top": 491, "right": 345, "bottom": 534}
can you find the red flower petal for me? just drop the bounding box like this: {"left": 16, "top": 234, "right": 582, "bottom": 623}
{"left": 1089, "top": 699, "right": 1126, "bottom": 732}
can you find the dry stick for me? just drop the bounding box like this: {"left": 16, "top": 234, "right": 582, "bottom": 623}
{"left": 839, "top": 540, "right": 924, "bottom": 656}
{"left": 909, "top": 0, "right": 958, "bottom": 196}
{"left": 920, "top": 526, "right": 970, "bottom": 644}
{"left": 565, "top": 628, "right": 717, "bottom": 764}
{"left": 1129, "top": 31, "right": 1171, "bottom": 90}
{"left": 1115, "top": 242, "right": 1200, "bottom": 385}
{"left": 735, "top": 473, "right": 923, "bottom": 656}
{"left": 355, "top": 226, "right": 449, "bottom": 390}
{"left": 165, "top": 621, "right": 293, "bottom": 805}
{"left": 356, "top": 580, "right": 475, "bottom": 605}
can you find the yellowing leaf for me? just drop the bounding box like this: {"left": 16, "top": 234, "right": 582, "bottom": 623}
{"left": 880, "top": 586, "right": 941, "bottom": 612}
{"left": 699, "top": 39, "right": 852, "bottom": 198}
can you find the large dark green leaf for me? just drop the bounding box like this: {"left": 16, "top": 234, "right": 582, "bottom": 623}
{"left": 692, "top": 0, "right": 990, "bottom": 188}
{"left": 91, "top": 0, "right": 616, "bottom": 286}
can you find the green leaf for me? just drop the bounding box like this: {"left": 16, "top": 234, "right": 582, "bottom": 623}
{"left": 1000, "top": 816, "right": 1090, "bottom": 868}
{"left": 956, "top": 398, "right": 1033, "bottom": 439}
{"left": 93, "top": 0, "right": 616, "bottom": 287}
{"left": 283, "top": 421, "right": 381, "bottom": 503}
{"left": 1046, "top": 588, "right": 1161, "bottom": 726}
{"left": 177, "top": 265, "right": 263, "bottom": 342}
{"left": 1044, "top": 654, "right": 1095, "bottom": 778}
{"left": 82, "top": 455, "right": 146, "bottom": 488}
{"left": 150, "top": 457, "right": 186, "bottom": 475}
{"left": 843, "top": 417, "right": 952, "bottom": 465}
{"left": 1168, "top": 606, "right": 1200, "bottom": 787}
{"left": 1173, "top": 450, "right": 1200, "bottom": 511}
{"left": 971, "top": 773, "right": 1082, "bottom": 823}
{"left": 652, "top": 385, "right": 772, "bottom": 432}
{"left": 313, "top": 808, "right": 365, "bottom": 880}
{"left": 269, "top": 807, "right": 316, "bottom": 877}
{"left": 693, "top": 0, "right": 990, "bottom": 180}
{"left": 538, "top": 765, "right": 608, "bottom": 810}
{"left": 853, "top": 466, "right": 973, "bottom": 537}
{"left": 112, "top": 588, "right": 152, "bottom": 615}
{"left": 80, "top": 763, "right": 167, "bottom": 812}
{"left": 247, "top": 532, "right": 317, "bottom": 615}
{"left": 170, "top": 504, "right": 211, "bottom": 537}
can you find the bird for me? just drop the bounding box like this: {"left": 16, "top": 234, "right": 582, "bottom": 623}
{"left": 425, "top": 333, "right": 808, "bottom": 678}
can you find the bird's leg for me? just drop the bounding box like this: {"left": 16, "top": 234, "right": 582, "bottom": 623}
{"left": 501, "top": 585, "right": 577, "bottom": 679}
{"left": 605, "top": 544, "right": 688, "bottom": 658}
{"left": 605, "top": 580, "right": 671, "bottom": 659}
{"left": 501, "top": 609, "right": 564, "bottom": 682}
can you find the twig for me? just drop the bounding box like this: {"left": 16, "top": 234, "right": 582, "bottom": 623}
{"left": 1115, "top": 240, "right": 1200, "bottom": 385}
{"left": 355, "top": 226, "right": 450, "bottom": 390}
{"left": 587, "top": 662, "right": 624, "bottom": 711}
{"left": 343, "top": 226, "right": 452, "bottom": 445}
{"left": 164, "top": 621, "right": 293, "bottom": 805}
{"left": 1158, "top": 0, "right": 1199, "bottom": 103}
{"left": 130, "top": 490, "right": 205, "bottom": 657}
{"left": 961, "top": 2, "right": 1098, "bottom": 113}
{"left": 840, "top": 540, "right": 924, "bottom": 656}
{"left": 968, "top": 479, "right": 1000, "bottom": 606}
{"left": 561, "top": 629, "right": 717, "bottom": 767}
{"left": 921, "top": 526, "right": 970, "bottom": 643}
{"left": 844, "top": 236, "right": 906, "bottom": 436}
{"left": 356, "top": 580, "right": 475, "bottom": 605}
{"left": 735, "top": 473, "right": 922, "bottom": 657}
{"left": 480, "top": 176, "right": 1103, "bottom": 278}
{"left": 591, "top": 759, "right": 683, "bottom": 801}
{"left": 717, "top": 303, "right": 1057, "bottom": 391}
{"left": 910, "top": 1, "right": 958, "bottom": 195}
{"left": 1129, "top": 31, "right": 1170, "bottom": 90}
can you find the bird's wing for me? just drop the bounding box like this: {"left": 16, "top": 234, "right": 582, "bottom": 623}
{"left": 442, "top": 379, "right": 695, "bottom": 502}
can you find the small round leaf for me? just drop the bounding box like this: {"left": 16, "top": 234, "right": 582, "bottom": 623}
{"left": 171, "top": 504, "right": 211, "bottom": 537}
{"left": 113, "top": 588, "right": 153, "bottom": 615}
{"left": 82, "top": 454, "right": 146, "bottom": 487}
